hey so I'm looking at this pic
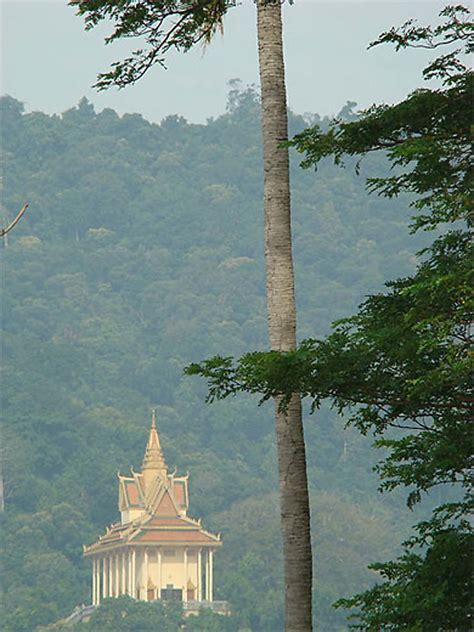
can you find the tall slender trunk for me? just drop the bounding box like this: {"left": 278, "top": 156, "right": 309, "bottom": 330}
{"left": 256, "top": 2, "right": 313, "bottom": 631}
{"left": 0, "top": 451, "right": 4, "bottom": 513}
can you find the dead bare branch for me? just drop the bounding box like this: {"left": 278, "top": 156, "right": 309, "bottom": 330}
{"left": 0, "top": 203, "right": 29, "bottom": 237}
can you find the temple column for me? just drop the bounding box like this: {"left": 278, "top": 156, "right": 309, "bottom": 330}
{"left": 197, "top": 549, "right": 202, "bottom": 601}
{"left": 108, "top": 555, "right": 113, "bottom": 597}
{"left": 158, "top": 549, "right": 163, "bottom": 600}
{"left": 183, "top": 548, "right": 188, "bottom": 602}
{"left": 205, "top": 551, "right": 209, "bottom": 601}
{"left": 131, "top": 549, "right": 136, "bottom": 598}
{"left": 92, "top": 558, "right": 96, "bottom": 605}
{"left": 111, "top": 556, "right": 115, "bottom": 597}
{"left": 96, "top": 557, "right": 101, "bottom": 605}
{"left": 115, "top": 553, "right": 120, "bottom": 596}
{"left": 102, "top": 557, "right": 107, "bottom": 600}
{"left": 128, "top": 549, "right": 132, "bottom": 596}
{"left": 121, "top": 551, "right": 126, "bottom": 595}
{"left": 209, "top": 549, "right": 213, "bottom": 602}
{"left": 142, "top": 549, "right": 148, "bottom": 601}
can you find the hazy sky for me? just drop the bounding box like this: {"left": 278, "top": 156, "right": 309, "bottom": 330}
{"left": 2, "top": 0, "right": 445, "bottom": 123}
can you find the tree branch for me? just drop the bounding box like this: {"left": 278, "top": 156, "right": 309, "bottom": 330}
{"left": 0, "top": 203, "right": 29, "bottom": 238}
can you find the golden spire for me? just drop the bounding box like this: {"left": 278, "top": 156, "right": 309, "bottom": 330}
{"left": 142, "top": 409, "right": 167, "bottom": 476}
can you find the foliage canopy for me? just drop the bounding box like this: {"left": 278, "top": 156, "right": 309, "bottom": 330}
{"left": 2, "top": 86, "right": 422, "bottom": 631}
{"left": 71, "top": 0, "right": 239, "bottom": 89}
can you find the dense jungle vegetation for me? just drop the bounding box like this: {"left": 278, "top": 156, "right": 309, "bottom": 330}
{"left": 1, "top": 86, "right": 432, "bottom": 631}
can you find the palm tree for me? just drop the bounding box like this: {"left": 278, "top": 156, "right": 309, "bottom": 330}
{"left": 72, "top": 1, "right": 313, "bottom": 628}
{"left": 256, "top": 2, "right": 312, "bottom": 629}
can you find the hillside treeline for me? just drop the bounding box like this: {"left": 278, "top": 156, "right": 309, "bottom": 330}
{"left": 1, "top": 87, "right": 428, "bottom": 631}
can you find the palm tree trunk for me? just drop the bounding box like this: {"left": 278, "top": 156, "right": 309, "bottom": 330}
{"left": 256, "top": 1, "right": 313, "bottom": 630}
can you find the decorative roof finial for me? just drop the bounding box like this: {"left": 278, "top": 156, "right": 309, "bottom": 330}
{"left": 142, "top": 409, "right": 167, "bottom": 476}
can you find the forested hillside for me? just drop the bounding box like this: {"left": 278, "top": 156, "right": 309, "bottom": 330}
{"left": 1, "top": 87, "right": 428, "bottom": 631}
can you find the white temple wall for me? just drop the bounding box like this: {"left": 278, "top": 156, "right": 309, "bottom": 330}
{"left": 120, "top": 508, "right": 144, "bottom": 524}
{"left": 161, "top": 547, "right": 184, "bottom": 587}
{"left": 187, "top": 550, "right": 199, "bottom": 590}
{"left": 91, "top": 546, "right": 213, "bottom": 604}
{"left": 137, "top": 547, "right": 201, "bottom": 598}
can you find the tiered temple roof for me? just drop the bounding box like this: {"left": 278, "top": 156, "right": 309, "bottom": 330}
{"left": 84, "top": 411, "right": 221, "bottom": 557}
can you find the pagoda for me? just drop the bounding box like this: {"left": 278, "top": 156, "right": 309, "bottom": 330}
{"left": 83, "top": 411, "right": 223, "bottom": 611}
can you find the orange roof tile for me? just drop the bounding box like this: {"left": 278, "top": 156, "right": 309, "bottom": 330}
{"left": 126, "top": 481, "right": 141, "bottom": 506}
{"left": 173, "top": 481, "right": 185, "bottom": 506}
{"left": 147, "top": 517, "right": 190, "bottom": 527}
{"left": 155, "top": 490, "right": 178, "bottom": 516}
{"left": 135, "top": 530, "right": 216, "bottom": 543}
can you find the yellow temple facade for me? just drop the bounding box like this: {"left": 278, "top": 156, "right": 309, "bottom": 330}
{"left": 83, "top": 412, "right": 222, "bottom": 610}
